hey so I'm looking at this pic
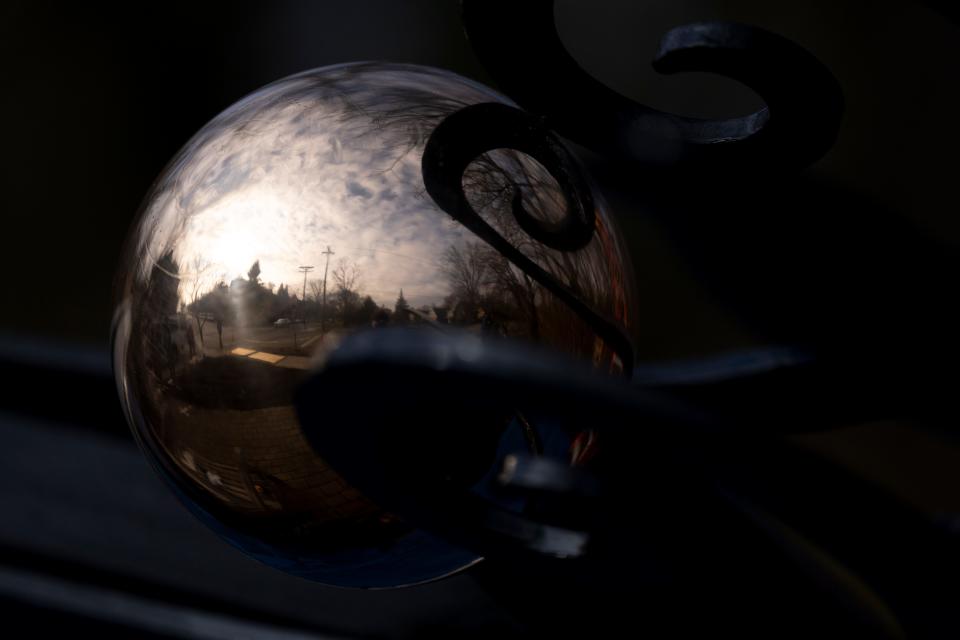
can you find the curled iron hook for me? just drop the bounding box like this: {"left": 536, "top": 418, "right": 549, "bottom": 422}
{"left": 462, "top": 0, "right": 844, "bottom": 171}
{"left": 422, "top": 102, "right": 634, "bottom": 373}
{"left": 422, "top": 102, "right": 595, "bottom": 252}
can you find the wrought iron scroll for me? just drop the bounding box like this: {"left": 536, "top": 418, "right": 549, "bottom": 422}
{"left": 421, "top": 102, "right": 635, "bottom": 373}
{"left": 461, "top": 0, "right": 844, "bottom": 171}
{"left": 296, "top": 6, "right": 960, "bottom": 630}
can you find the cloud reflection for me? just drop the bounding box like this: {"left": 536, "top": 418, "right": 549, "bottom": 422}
{"left": 133, "top": 63, "right": 507, "bottom": 308}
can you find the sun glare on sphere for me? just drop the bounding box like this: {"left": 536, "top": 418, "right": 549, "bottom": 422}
{"left": 176, "top": 187, "right": 302, "bottom": 295}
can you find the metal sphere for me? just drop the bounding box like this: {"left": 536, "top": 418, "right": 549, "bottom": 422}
{"left": 113, "top": 62, "right": 635, "bottom": 587}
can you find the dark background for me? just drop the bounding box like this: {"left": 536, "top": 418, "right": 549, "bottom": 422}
{"left": 0, "top": 1, "right": 958, "bottom": 637}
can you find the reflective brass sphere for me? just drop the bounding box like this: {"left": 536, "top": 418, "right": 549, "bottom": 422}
{"left": 113, "top": 62, "right": 635, "bottom": 587}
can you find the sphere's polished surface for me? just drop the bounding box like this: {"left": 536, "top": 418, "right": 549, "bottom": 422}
{"left": 113, "top": 62, "right": 635, "bottom": 587}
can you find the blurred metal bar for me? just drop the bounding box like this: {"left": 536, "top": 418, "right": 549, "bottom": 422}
{"left": 0, "top": 565, "right": 343, "bottom": 640}
{"left": 0, "top": 333, "right": 124, "bottom": 436}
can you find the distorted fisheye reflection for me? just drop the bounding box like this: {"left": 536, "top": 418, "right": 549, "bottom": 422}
{"left": 113, "top": 62, "right": 635, "bottom": 587}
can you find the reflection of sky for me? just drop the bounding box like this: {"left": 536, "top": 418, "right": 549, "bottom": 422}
{"left": 134, "top": 63, "right": 508, "bottom": 308}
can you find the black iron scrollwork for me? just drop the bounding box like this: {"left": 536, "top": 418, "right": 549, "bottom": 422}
{"left": 422, "top": 3, "right": 847, "bottom": 375}
{"left": 292, "top": 6, "right": 960, "bottom": 631}
{"left": 423, "top": 103, "right": 596, "bottom": 252}
{"left": 421, "top": 102, "right": 634, "bottom": 373}
{"left": 462, "top": 0, "right": 844, "bottom": 171}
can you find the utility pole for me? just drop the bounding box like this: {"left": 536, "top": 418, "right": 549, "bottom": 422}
{"left": 298, "top": 265, "right": 314, "bottom": 326}
{"left": 320, "top": 246, "right": 335, "bottom": 333}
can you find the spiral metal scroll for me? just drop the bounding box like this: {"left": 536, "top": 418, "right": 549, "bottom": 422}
{"left": 421, "top": 102, "right": 634, "bottom": 373}
{"left": 462, "top": 0, "right": 844, "bottom": 171}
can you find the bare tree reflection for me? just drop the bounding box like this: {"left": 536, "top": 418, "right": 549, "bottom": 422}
{"left": 188, "top": 280, "right": 229, "bottom": 350}
{"left": 331, "top": 258, "right": 362, "bottom": 325}
{"left": 439, "top": 148, "right": 632, "bottom": 367}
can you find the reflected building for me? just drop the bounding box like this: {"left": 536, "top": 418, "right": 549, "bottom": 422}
{"left": 113, "top": 62, "right": 636, "bottom": 587}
